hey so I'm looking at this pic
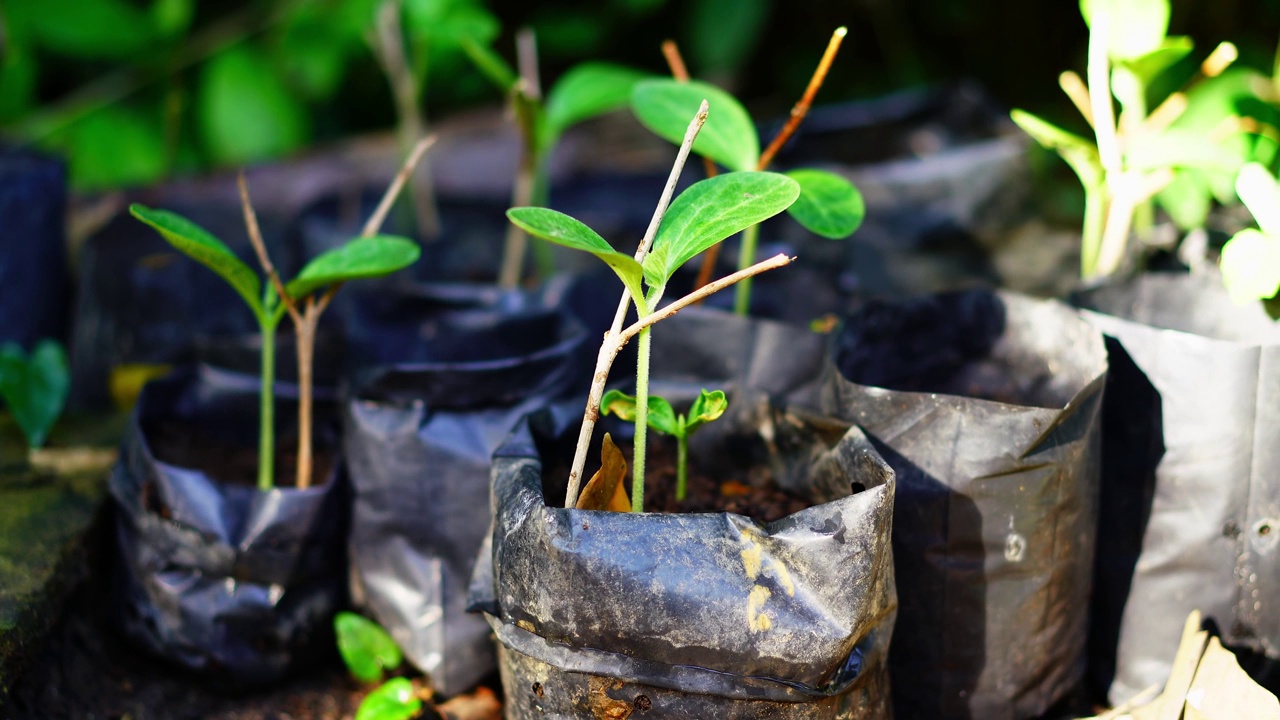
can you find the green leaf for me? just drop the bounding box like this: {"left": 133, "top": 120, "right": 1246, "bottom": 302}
{"left": 459, "top": 37, "right": 518, "bottom": 92}
{"left": 355, "top": 678, "right": 422, "bottom": 720}
{"left": 1221, "top": 228, "right": 1280, "bottom": 304}
{"left": 1156, "top": 170, "right": 1213, "bottom": 230}
{"left": 199, "top": 46, "right": 310, "bottom": 165}
{"left": 335, "top": 612, "right": 402, "bottom": 684}
{"left": 1126, "top": 129, "right": 1242, "bottom": 173}
{"left": 644, "top": 172, "right": 800, "bottom": 287}
{"left": 685, "top": 388, "right": 727, "bottom": 432}
{"left": 1010, "top": 110, "right": 1104, "bottom": 190}
{"left": 129, "top": 204, "right": 264, "bottom": 317}
{"left": 506, "top": 208, "right": 646, "bottom": 305}
{"left": 1236, "top": 163, "right": 1280, "bottom": 237}
{"left": 0, "top": 340, "right": 70, "bottom": 449}
{"left": 785, "top": 169, "right": 865, "bottom": 239}
{"left": 1080, "top": 0, "right": 1170, "bottom": 61}
{"left": 151, "top": 0, "right": 194, "bottom": 38}
{"left": 543, "top": 63, "right": 649, "bottom": 149}
{"left": 14, "top": 0, "right": 154, "bottom": 58}
{"left": 686, "top": 0, "right": 770, "bottom": 75}
{"left": 62, "top": 105, "right": 168, "bottom": 191}
{"left": 601, "top": 390, "right": 679, "bottom": 436}
{"left": 1114, "top": 36, "right": 1194, "bottom": 87}
{"left": 286, "top": 236, "right": 421, "bottom": 299}
{"left": 631, "top": 78, "right": 759, "bottom": 172}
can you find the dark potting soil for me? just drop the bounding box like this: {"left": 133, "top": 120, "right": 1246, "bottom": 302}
{"left": 145, "top": 420, "right": 336, "bottom": 491}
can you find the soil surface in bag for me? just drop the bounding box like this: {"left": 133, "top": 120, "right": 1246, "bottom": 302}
{"left": 0, "top": 146, "right": 67, "bottom": 350}
{"left": 108, "top": 366, "right": 348, "bottom": 690}
{"left": 1074, "top": 271, "right": 1280, "bottom": 705}
{"left": 824, "top": 288, "right": 1108, "bottom": 720}
{"left": 345, "top": 300, "right": 588, "bottom": 698}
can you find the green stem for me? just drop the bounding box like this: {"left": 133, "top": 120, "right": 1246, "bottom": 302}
{"left": 676, "top": 429, "right": 688, "bottom": 502}
{"left": 632, "top": 326, "right": 652, "bottom": 512}
{"left": 732, "top": 224, "right": 761, "bottom": 315}
{"left": 1081, "top": 184, "right": 1107, "bottom": 279}
{"left": 257, "top": 318, "right": 276, "bottom": 491}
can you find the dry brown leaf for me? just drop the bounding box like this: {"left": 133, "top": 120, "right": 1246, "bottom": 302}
{"left": 575, "top": 433, "right": 631, "bottom": 512}
{"left": 438, "top": 686, "right": 502, "bottom": 720}
{"left": 1183, "top": 636, "right": 1280, "bottom": 720}
{"left": 1157, "top": 610, "right": 1209, "bottom": 720}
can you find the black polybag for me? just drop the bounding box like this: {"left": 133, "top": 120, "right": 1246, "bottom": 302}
{"left": 824, "top": 289, "right": 1107, "bottom": 720}
{"left": 108, "top": 367, "right": 347, "bottom": 688}
{"left": 470, "top": 308, "right": 898, "bottom": 719}
{"left": 343, "top": 300, "right": 588, "bottom": 696}
{"left": 1075, "top": 272, "right": 1280, "bottom": 704}
{"left": 0, "top": 147, "right": 67, "bottom": 349}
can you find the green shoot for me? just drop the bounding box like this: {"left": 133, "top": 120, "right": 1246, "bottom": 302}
{"left": 0, "top": 339, "right": 70, "bottom": 449}
{"left": 335, "top": 612, "right": 423, "bottom": 720}
{"left": 602, "top": 388, "right": 727, "bottom": 501}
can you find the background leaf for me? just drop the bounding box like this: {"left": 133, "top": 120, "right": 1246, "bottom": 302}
{"left": 785, "top": 169, "right": 865, "bottom": 239}
{"left": 0, "top": 340, "right": 70, "bottom": 449}
{"left": 287, "top": 236, "right": 421, "bottom": 299}
{"left": 684, "top": 0, "right": 769, "bottom": 77}
{"left": 1080, "top": 0, "right": 1170, "bottom": 61}
{"left": 1220, "top": 229, "right": 1280, "bottom": 304}
{"left": 1010, "top": 110, "right": 1105, "bottom": 189}
{"left": 1236, "top": 163, "right": 1280, "bottom": 237}
{"left": 354, "top": 678, "right": 422, "bottom": 720}
{"left": 631, "top": 78, "right": 758, "bottom": 172}
{"left": 686, "top": 388, "right": 727, "bottom": 432}
{"left": 199, "top": 46, "right": 310, "bottom": 165}
{"left": 11, "top": 0, "right": 154, "bottom": 58}
{"left": 543, "top": 63, "right": 649, "bottom": 149}
{"left": 129, "top": 204, "right": 264, "bottom": 317}
{"left": 506, "top": 208, "right": 645, "bottom": 303}
{"left": 61, "top": 105, "right": 168, "bottom": 191}
{"left": 644, "top": 172, "right": 799, "bottom": 287}
{"left": 335, "top": 612, "right": 402, "bottom": 684}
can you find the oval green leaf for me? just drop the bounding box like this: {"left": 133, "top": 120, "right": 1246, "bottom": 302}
{"left": 199, "top": 46, "right": 309, "bottom": 165}
{"left": 1221, "top": 228, "right": 1280, "bottom": 304}
{"left": 544, "top": 63, "right": 649, "bottom": 148}
{"left": 129, "top": 204, "right": 263, "bottom": 317}
{"left": 1236, "top": 163, "right": 1280, "bottom": 238}
{"left": 631, "top": 78, "right": 759, "bottom": 172}
{"left": 601, "top": 389, "right": 678, "bottom": 436}
{"left": 335, "top": 612, "right": 402, "bottom": 684}
{"left": 507, "top": 207, "right": 646, "bottom": 305}
{"left": 1080, "top": 0, "right": 1169, "bottom": 61}
{"left": 645, "top": 171, "right": 799, "bottom": 287}
{"left": 355, "top": 678, "right": 422, "bottom": 720}
{"left": 0, "top": 340, "right": 70, "bottom": 449}
{"left": 785, "top": 169, "right": 865, "bottom": 239}
{"left": 686, "top": 388, "right": 727, "bottom": 432}
{"left": 287, "top": 235, "right": 421, "bottom": 299}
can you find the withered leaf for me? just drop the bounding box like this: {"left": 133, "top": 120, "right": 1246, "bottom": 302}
{"left": 576, "top": 433, "right": 631, "bottom": 512}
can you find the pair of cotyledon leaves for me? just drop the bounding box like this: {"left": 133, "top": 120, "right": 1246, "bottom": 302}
{"left": 601, "top": 388, "right": 727, "bottom": 440}
{"left": 335, "top": 612, "right": 422, "bottom": 720}
{"left": 128, "top": 204, "right": 420, "bottom": 327}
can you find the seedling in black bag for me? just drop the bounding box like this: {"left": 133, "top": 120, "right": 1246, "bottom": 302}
{"left": 130, "top": 139, "right": 431, "bottom": 490}
{"left": 631, "top": 28, "right": 864, "bottom": 315}
{"left": 0, "top": 339, "right": 69, "bottom": 450}
{"left": 508, "top": 101, "right": 799, "bottom": 511}
{"left": 601, "top": 388, "right": 727, "bottom": 502}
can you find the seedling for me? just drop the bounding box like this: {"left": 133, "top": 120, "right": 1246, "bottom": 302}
{"left": 335, "top": 611, "right": 426, "bottom": 720}
{"left": 1011, "top": 0, "right": 1249, "bottom": 279}
{"left": 463, "top": 30, "right": 649, "bottom": 287}
{"left": 508, "top": 101, "right": 799, "bottom": 511}
{"left": 130, "top": 139, "right": 430, "bottom": 490}
{"left": 601, "top": 388, "right": 727, "bottom": 502}
{"left": 630, "top": 29, "right": 864, "bottom": 315}
{"left": 0, "top": 339, "right": 69, "bottom": 449}
{"left": 1220, "top": 163, "right": 1280, "bottom": 305}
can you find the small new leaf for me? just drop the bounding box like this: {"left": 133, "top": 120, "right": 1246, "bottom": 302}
{"left": 335, "top": 612, "right": 403, "bottom": 684}
{"left": 601, "top": 390, "right": 678, "bottom": 436}
{"left": 354, "top": 678, "right": 422, "bottom": 720}
{"left": 543, "top": 63, "right": 649, "bottom": 149}
{"left": 576, "top": 433, "right": 631, "bottom": 512}
{"left": 686, "top": 389, "right": 728, "bottom": 432}
{"left": 286, "top": 236, "right": 421, "bottom": 299}
{"left": 506, "top": 208, "right": 646, "bottom": 305}
{"left": 1009, "top": 110, "right": 1105, "bottom": 190}
{"left": 631, "top": 78, "right": 759, "bottom": 172}
{"left": 785, "top": 169, "right": 865, "bottom": 239}
{"left": 1220, "top": 229, "right": 1280, "bottom": 305}
{"left": 1080, "top": 0, "right": 1170, "bottom": 61}
{"left": 129, "top": 204, "right": 263, "bottom": 317}
{"left": 0, "top": 340, "right": 70, "bottom": 448}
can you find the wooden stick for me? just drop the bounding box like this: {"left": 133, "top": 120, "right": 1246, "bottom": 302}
{"left": 1059, "top": 71, "right": 1095, "bottom": 128}
{"left": 362, "top": 134, "right": 439, "bottom": 238}
{"left": 238, "top": 173, "right": 301, "bottom": 325}
{"left": 757, "top": 26, "right": 847, "bottom": 170}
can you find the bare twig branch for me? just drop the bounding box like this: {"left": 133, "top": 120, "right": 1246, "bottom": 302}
{"left": 238, "top": 172, "right": 301, "bottom": 323}
{"left": 1059, "top": 71, "right": 1095, "bottom": 127}
{"left": 757, "top": 26, "right": 847, "bottom": 170}
{"left": 516, "top": 28, "right": 542, "bottom": 101}
{"left": 362, "top": 134, "right": 438, "bottom": 238}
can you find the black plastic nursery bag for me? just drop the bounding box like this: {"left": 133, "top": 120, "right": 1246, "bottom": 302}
{"left": 108, "top": 367, "right": 347, "bottom": 688}
{"left": 472, "top": 308, "right": 898, "bottom": 719}
{"left": 344, "top": 302, "right": 588, "bottom": 696}
{"left": 824, "top": 289, "right": 1107, "bottom": 720}
{"left": 0, "top": 147, "right": 67, "bottom": 349}
{"left": 1076, "top": 271, "right": 1280, "bottom": 704}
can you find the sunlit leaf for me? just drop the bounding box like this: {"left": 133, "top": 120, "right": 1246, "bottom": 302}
{"left": 199, "top": 46, "right": 309, "bottom": 165}
{"left": 631, "top": 78, "right": 759, "bottom": 172}
{"left": 287, "top": 236, "right": 421, "bottom": 299}
{"left": 575, "top": 433, "right": 631, "bottom": 512}
{"left": 1237, "top": 163, "right": 1280, "bottom": 237}
{"left": 506, "top": 208, "right": 645, "bottom": 305}
{"left": 785, "top": 169, "right": 864, "bottom": 239}
{"left": 601, "top": 390, "right": 678, "bottom": 436}
{"left": 335, "top": 612, "right": 403, "bottom": 684}
{"left": 355, "top": 678, "right": 422, "bottom": 720}
{"left": 1127, "top": 129, "right": 1242, "bottom": 173}
{"left": 1010, "top": 110, "right": 1105, "bottom": 190}
{"left": 1080, "top": 0, "right": 1170, "bottom": 61}
{"left": 0, "top": 340, "right": 69, "bottom": 449}
{"left": 130, "top": 204, "right": 263, "bottom": 317}
{"left": 1156, "top": 171, "right": 1213, "bottom": 230}
{"left": 1114, "top": 36, "right": 1193, "bottom": 87}
{"left": 644, "top": 172, "right": 799, "bottom": 287}
{"left": 686, "top": 388, "right": 727, "bottom": 432}
{"left": 543, "top": 63, "right": 649, "bottom": 148}
{"left": 1220, "top": 229, "right": 1280, "bottom": 304}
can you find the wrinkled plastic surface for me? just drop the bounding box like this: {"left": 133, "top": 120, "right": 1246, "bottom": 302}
{"left": 824, "top": 289, "right": 1107, "bottom": 720}
{"left": 0, "top": 147, "right": 67, "bottom": 350}
{"left": 471, "top": 310, "right": 898, "bottom": 719}
{"left": 344, "top": 301, "right": 587, "bottom": 697}
{"left": 1075, "top": 272, "right": 1280, "bottom": 705}
{"left": 108, "top": 367, "right": 347, "bottom": 688}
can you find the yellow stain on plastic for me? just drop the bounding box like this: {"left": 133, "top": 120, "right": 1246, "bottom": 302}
{"left": 740, "top": 542, "right": 762, "bottom": 580}
{"left": 110, "top": 363, "right": 173, "bottom": 411}
{"left": 748, "top": 585, "right": 773, "bottom": 632}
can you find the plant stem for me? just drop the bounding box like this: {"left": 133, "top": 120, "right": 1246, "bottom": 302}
{"left": 1081, "top": 184, "right": 1106, "bottom": 278}
{"left": 676, "top": 428, "right": 688, "bottom": 502}
{"left": 257, "top": 315, "right": 276, "bottom": 491}
{"left": 631, "top": 321, "right": 652, "bottom": 512}
{"left": 732, "top": 223, "right": 760, "bottom": 315}
{"left": 500, "top": 83, "right": 540, "bottom": 289}
{"left": 563, "top": 102, "right": 708, "bottom": 509}
{"left": 295, "top": 299, "right": 317, "bottom": 489}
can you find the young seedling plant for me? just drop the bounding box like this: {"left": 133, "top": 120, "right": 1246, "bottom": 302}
{"left": 462, "top": 29, "right": 650, "bottom": 288}
{"left": 631, "top": 28, "right": 864, "bottom": 315}
{"left": 335, "top": 611, "right": 428, "bottom": 720}
{"left": 508, "top": 101, "right": 799, "bottom": 511}
{"left": 0, "top": 339, "right": 70, "bottom": 451}
{"left": 129, "top": 139, "right": 430, "bottom": 490}
{"left": 1220, "top": 162, "right": 1280, "bottom": 306}
{"left": 601, "top": 388, "right": 727, "bottom": 502}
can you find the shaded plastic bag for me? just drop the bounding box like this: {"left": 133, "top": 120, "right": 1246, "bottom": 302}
{"left": 0, "top": 147, "right": 67, "bottom": 349}
{"left": 1075, "top": 271, "right": 1280, "bottom": 704}
{"left": 823, "top": 289, "right": 1107, "bottom": 720}
{"left": 108, "top": 367, "right": 347, "bottom": 688}
{"left": 470, "top": 309, "right": 897, "bottom": 719}
{"left": 343, "top": 302, "right": 588, "bottom": 696}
